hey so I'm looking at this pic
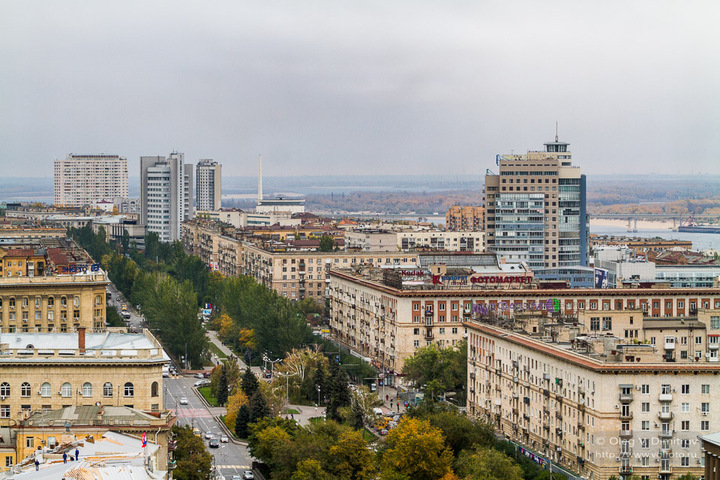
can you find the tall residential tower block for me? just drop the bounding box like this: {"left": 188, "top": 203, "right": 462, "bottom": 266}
{"left": 140, "top": 153, "right": 193, "bottom": 242}
{"left": 484, "top": 137, "right": 587, "bottom": 270}
{"left": 54, "top": 154, "right": 129, "bottom": 207}
{"left": 195, "top": 159, "right": 222, "bottom": 211}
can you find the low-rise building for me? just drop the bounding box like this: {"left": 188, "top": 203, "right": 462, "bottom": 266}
{"left": 397, "top": 230, "right": 485, "bottom": 253}
{"left": 6, "top": 430, "right": 170, "bottom": 478}
{"left": 0, "top": 329, "right": 167, "bottom": 424}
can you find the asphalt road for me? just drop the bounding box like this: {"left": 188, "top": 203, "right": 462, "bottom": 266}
{"left": 106, "top": 283, "right": 145, "bottom": 331}
{"left": 164, "top": 375, "right": 253, "bottom": 479}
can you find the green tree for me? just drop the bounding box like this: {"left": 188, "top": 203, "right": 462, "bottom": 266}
{"left": 454, "top": 446, "right": 523, "bottom": 480}
{"left": 121, "top": 229, "right": 130, "bottom": 253}
{"left": 217, "top": 364, "right": 229, "bottom": 406}
{"left": 318, "top": 234, "right": 335, "bottom": 252}
{"left": 326, "top": 360, "right": 351, "bottom": 421}
{"left": 242, "top": 367, "right": 260, "bottom": 398}
{"left": 402, "top": 340, "right": 467, "bottom": 403}
{"left": 235, "top": 404, "right": 250, "bottom": 438}
{"left": 292, "top": 459, "right": 335, "bottom": 480}
{"left": 380, "top": 417, "right": 453, "bottom": 480}
{"left": 106, "top": 306, "right": 125, "bottom": 327}
{"left": 408, "top": 409, "right": 495, "bottom": 456}
{"left": 314, "top": 362, "right": 326, "bottom": 404}
{"left": 250, "top": 390, "right": 271, "bottom": 423}
{"left": 143, "top": 277, "right": 207, "bottom": 368}
{"left": 171, "top": 425, "right": 213, "bottom": 480}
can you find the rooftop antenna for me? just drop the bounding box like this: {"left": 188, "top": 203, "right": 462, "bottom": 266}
{"left": 555, "top": 121, "right": 559, "bottom": 142}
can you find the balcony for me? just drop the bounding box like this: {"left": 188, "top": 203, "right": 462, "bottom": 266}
{"left": 618, "top": 392, "right": 633, "bottom": 402}
{"left": 425, "top": 331, "right": 434, "bottom": 340}
{"left": 577, "top": 421, "right": 585, "bottom": 430}
{"left": 658, "top": 465, "right": 672, "bottom": 474}
{"left": 619, "top": 465, "right": 633, "bottom": 475}
{"left": 619, "top": 412, "right": 633, "bottom": 420}
{"left": 710, "top": 342, "right": 719, "bottom": 350}
{"left": 619, "top": 429, "right": 632, "bottom": 438}
{"left": 659, "top": 430, "right": 674, "bottom": 439}
{"left": 658, "top": 411, "right": 673, "bottom": 421}
{"left": 659, "top": 392, "right": 673, "bottom": 402}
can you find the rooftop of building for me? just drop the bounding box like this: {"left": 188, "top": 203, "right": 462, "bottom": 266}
{"left": 5, "top": 430, "right": 164, "bottom": 480}
{"left": 0, "top": 330, "right": 168, "bottom": 364}
{"left": 331, "top": 265, "right": 720, "bottom": 296}
{"left": 22, "top": 405, "right": 173, "bottom": 428}
{"left": 466, "top": 319, "right": 720, "bottom": 371}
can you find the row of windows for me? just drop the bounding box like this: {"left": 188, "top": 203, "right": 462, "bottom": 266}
{"left": 0, "top": 295, "right": 103, "bottom": 308}
{"left": 0, "top": 381, "right": 158, "bottom": 398}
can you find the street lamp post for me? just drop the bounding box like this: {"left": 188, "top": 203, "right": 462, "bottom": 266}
{"left": 277, "top": 371, "right": 298, "bottom": 406}
{"left": 262, "top": 354, "right": 281, "bottom": 377}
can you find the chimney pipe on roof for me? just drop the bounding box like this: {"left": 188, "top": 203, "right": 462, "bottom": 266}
{"left": 78, "top": 327, "right": 86, "bottom": 353}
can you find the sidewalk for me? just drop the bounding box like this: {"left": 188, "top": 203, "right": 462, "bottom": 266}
{"left": 374, "top": 383, "right": 409, "bottom": 414}
{"left": 206, "top": 331, "right": 263, "bottom": 377}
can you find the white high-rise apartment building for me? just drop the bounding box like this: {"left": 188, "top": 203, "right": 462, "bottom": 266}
{"left": 54, "top": 154, "right": 129, "bottom": 207}
{"left": 140, "top": 152, "right": 193, "bottom": 242}
{"left": 195, "top": 159, "right": 222, "bottom": 211}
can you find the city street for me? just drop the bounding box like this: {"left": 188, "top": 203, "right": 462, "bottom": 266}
{"left": 106, "top": 283, "right": 145, "bottom": 331}
{"left": 164, "top": 375, "right": 253, "bottom": 479}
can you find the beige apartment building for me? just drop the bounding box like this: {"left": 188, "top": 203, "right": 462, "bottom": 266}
{"left": 397, "top": 230, "right": 485, "bottom": 253}
{"left": 445, "top": 205, "right": 485, "bottom": 231}
{"left": 328, "top": 265, "right": 720, "bottom": 394}
{"left": 0, "top": 329, "right": 167, "bottom": 420}
{"left": 466, "top": 304, "right": 720, "bottom": 480}
{"left": 0, "top": 328, "right": 168, "bottom": 470}
{"left": 182, "top": 220, "right": 419, "bottom": 301}
{"left": 0, "top": 272, "right": 108, "bottom": 333}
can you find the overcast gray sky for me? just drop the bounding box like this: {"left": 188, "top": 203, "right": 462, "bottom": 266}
{"left": 1, "top": 1, "right": 719, "bottom": 178}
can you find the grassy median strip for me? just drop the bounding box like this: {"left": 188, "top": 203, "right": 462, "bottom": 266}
{"left": 197, "top": 386, "right": 219, "bottom": 407}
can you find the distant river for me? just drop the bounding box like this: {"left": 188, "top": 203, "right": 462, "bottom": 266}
{"left": 590, "top": 224, "right": 720, "bottom": 251}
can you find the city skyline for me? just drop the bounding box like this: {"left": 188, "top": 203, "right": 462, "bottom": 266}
{"left": 1, "top": 1, "right": 719, "bottom": 178}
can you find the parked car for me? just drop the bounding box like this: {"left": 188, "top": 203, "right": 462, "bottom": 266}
{"left": 209, "top": 438, "right": 219, "bottom": 448}
{"left": 194, "top": 379, "right": 210, "bottom": 387}
{"left": 220, "top": 435, "right": 229, "bottom": 443}
{"left": 195, "top": 373, "right": 205, "bottom": 379}
{"left": 179, "top": 397, "right": 188, "bottom": 405}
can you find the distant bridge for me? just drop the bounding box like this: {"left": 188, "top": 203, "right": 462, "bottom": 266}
{"left": 591, "top": 213, "right": 720, "bottom": 232}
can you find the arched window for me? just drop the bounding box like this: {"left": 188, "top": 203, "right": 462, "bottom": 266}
{"left": 95, "top": 295, "right": 102, "bottom": 306}
{"left": 124, "top": 382, "right": 134, "bottom": 397}
{"left": 48, "top": 297, "right": 54, "bottom": 307}
{"left": 82, "top": 382, "right": 92, "bottom": 397}
{"left": 21, "top": 382, "right": 31, "bottom": 397}
{"left": 151, "top": 381, "right": 159, "bottom": 397}
{"left": 61, "top": 382, "right": 72, "bottom": 397}
{"left": 103, "top": 382, "right": 113, "bottom": 397}
{"left": 73, "top": 296, "right": 80, "bottom": 307}
{"left": 0, "top": 383, "right": 9, "bottom": 397}
{"left": 9, "top": 298, "right": 15, "bottom": 309}
{"left": 60, "top": 296, "right": 67, "bottom": 307}
{"left": 41, "top": 382, "right": 51, "bottom": 397}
